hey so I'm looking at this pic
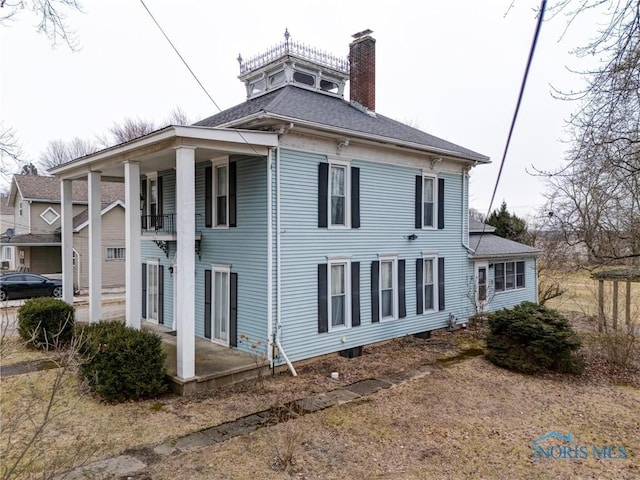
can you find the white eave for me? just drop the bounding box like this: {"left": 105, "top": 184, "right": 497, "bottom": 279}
{"left": 48, "top": 125, "right": 279, "bottom": 179}
{"left": 219, "top": 112, "right": 491, "bottom": 165}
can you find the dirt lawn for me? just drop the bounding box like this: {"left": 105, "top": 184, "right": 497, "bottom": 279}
{"left": 143, "top": 356, "right": 640, "bottom": 480}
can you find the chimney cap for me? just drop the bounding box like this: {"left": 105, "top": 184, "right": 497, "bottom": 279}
{"left": 352, "top": 29, "right": 373, "bottom": 39}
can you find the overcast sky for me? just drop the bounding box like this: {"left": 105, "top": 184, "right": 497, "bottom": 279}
{"left": 1, "top": 0, "right": 602, "bottom": 220}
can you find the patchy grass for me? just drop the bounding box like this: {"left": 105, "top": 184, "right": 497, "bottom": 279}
{"left": 143, "top": 357, "right": 640, "bottom": 480}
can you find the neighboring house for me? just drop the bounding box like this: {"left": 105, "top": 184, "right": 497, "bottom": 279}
{"left": 467, "top": 219, "right": 541, "bottom": 315}
{"left": 0, "top": 193, "right": 16, "bottom": 270}
{"left": 3, "top": 174, "right": 126, "bottom": 291}
{"left": 50, "top": 31, "right": 540, "bottom": 381}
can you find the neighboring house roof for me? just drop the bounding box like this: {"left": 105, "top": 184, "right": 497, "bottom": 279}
{"left": 0, "top": 233, "right": 61, "bottom": 246}
{"left": 72, "top": 200, "right": 125, "bottom": 231}
{"left": 195, "top": 85, "right": 490, "bottom": 163}
{"left": 469, "top": 218, "right": 496, "bottom": 233}
{"left": 9, "top": 175, "right": 124, "bottom": 205}
{"left": 469, "top": 233, "right": 541, "bottom": 259}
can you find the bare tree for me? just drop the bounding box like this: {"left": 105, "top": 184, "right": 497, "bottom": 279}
{"left": 167, "top": 106, "right": 190, "bottom": 126}
{"left": 539, "top": 1, "right": 640, "bottom": 266}
{"left": 39, "top": 137, "right": 97, "bottom": 170}
{"left": 0, "top": 0, "right": 83, "bottom": 49}
{"left": 0, "top": 122, "right": 24, "bottom": 180}
{"left": 100, "top": 117, "right": 157, "bottom": 147}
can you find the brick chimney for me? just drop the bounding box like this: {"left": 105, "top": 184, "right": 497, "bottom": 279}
{"left": 349, "top": 29, "right": 376, "bottom": 111}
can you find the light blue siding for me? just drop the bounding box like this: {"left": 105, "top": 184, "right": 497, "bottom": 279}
{"left": 276, "top": 148, "right": 474, "bottom": 363}
{"left": 193, "top": 156, "right": 268, "bottom": 354}
{"left": 482, "top": 257, "right": 538, "bottom": 312}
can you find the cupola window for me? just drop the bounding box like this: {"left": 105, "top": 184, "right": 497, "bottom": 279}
{"left": 293, "top": 70, "right": 315, "bottom": 86}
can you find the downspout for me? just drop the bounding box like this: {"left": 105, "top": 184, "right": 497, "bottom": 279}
{"left": 462, "top": 167, "right": 469, "bottom": 250}
{"left": 275, "top": 144, "right": 297, "bottom": 376}
{"left": 266, "top": 148, "right": 274, "bottom": 368}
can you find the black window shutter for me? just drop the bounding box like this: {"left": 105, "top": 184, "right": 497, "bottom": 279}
{"left": 371, "top": 261, "right": 380, "bottom": 323}
{"left": 351, "top": 262, "right": 360, "bottom": 327}
{"left": 204, "top": 269, "right": 212, "bottom": 339}
{"left": 158, "top": 176, "right": 163, "bottom": 215}
{"left": 141, "top": 263, "right": 147, "bottom": 318}
{"left": 416, "top": 258, "right": 424, "bottom": 314}
{"left": 317, "top": 264, "right": 328, "bottom": 333}
{"left": 229, "top": 161, "right": 237, "bottom": 227}
{"left": 438, "top": 257, "right": 445, "bottom": 311}
{"left": 351, "top": 167, "right": 360, "bottom": 229}
{"left": 205, "top": 166, "right": 212, "bottom": 228}
{"left": 158, "top": 265, "right": 164, "bottom": 325}
{"left": 141, "top": 179, "right": 147, "bottom": 229}
{"left": 230, "top": 273, "right": 238, "bottom": 347}
{"left": 318, "top": 163, "right": 329, "bottom": 228}
{"left": 438, "top": 178, "right": 445, "bottom": 230}
{"left": 398, "top": 259, "right": 406, "bottom": 318}
{"left": 415, "top": 176, "right": 422, "bottom": 229}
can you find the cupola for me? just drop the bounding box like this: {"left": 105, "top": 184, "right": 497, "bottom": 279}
{"left": 237, "top": 29, "right": 349, "bottom": 99}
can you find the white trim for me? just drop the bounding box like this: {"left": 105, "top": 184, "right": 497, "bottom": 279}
{"left": 74, "top": 200, "right": 125, "bottom": 232}
{"left": 106, "top": 246, "right": 126, "bottom": 261}
{"left": 48, "top": 126, "right": 278, "bottom": 178}
{"left": 146, "top": 259, "right": 160, "bottom": 323}
{"left": 267, "top": 148, "right": 273, "bottom": 366}
{"left": 422, "top": 254, "right": 438, "bottom": 314}
{"left": 72, "top": 248, "right": 81, "bottom": 291}
{"left": 474, "top": 260, "right": 489, "bottom": 312}
{"left": 211, "top": 156, "right": 230, "bottom": 228}
{"left": 327, "top": 158, "right": 351, "bottom": 229}
{"left": 40, "top": 206, "right": 60, "bottom": 225}
{"left": 378, "top": 255, "right": 398, "bottom": 321}
{"left": 211, "top": 263, "right": 231, "bottom": 346}
{"left": 327, "top": 258, "right": 351, "bottom": 331}
{"left": 420, "top": 173, "right": 438, "bottom": 230}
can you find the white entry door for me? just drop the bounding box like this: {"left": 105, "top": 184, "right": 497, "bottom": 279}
{"left": 475, "top": 262, "right": 489, "bottom": 313}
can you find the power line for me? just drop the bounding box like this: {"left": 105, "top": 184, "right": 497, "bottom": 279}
{"left": 478, "top": 0, "right": 548, "bottom": 245}
{"left": 139, "top": 1, "right": 261, "bottom": 156}
{"left": 139, "top": 0, "right": 222, "bottom": 113}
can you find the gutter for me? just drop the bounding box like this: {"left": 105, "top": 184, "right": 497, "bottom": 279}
{"left": 266, "top": 147, "right": 274, "bottom": 368}
{"left": 275, "top": 145, "right": 297, "bottom": 377}
{"left": 220, "top": 112, "right": 490, "bottom": 164}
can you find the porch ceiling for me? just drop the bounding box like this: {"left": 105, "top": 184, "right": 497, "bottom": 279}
{"left": 49, "top": 126, "right": 279, "bottom": 180}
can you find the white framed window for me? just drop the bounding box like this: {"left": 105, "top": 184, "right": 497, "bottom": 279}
{"left": 40, "top": 206, "right": 60, "bottom": 225}
{"left": 422, "top": 255, "right": 438, "bottom": 312}
{"left": 147, "top": 260, "right": 160, "bottom": 321}
{"left": 144, "top": 172, "right": 161, "bottom": 230}
{"left": 106, "top": 247, "right": 126, "bottom": 260}
{"left": 329, "top": 160, "right": 350, "bottom": 228}
{"left": 212, "top": 157, "right": 229, "bottom": 228}
{"left": 379, "top": 255, "right": 398, "bottom": 321}
{"left": 212, "top": 264, "right": 230, "bottom": 344}
{"left": 422, "top": 174, "right": 437, "bottom": 228}
{"left": 328, "top": 258, "right": 351, "bottom": 330}
{"left": 2, "top": 246, "right": 13, "bottom": 261}
{"left": 494, "top": 261, "right": 525, "bottom": 292}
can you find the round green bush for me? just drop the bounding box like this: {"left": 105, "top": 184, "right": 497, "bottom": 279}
{"left": 486, "top": 302, "right": 583, "bottom": 374}
{"left": 78, "top": 321, "right": 168, "bottom": 402}
{"left": 17, "top": 297, "right": 75, "bottom": 349}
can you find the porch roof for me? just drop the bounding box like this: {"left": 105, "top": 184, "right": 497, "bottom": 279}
{"left": 469, "top": 233, "right": 541, "bottom": 259}
{"left": 0, "top": 233, "right": 61, "bottom": 246}
{"left": 48, "top": 126, "right": 279, "bottom": 180}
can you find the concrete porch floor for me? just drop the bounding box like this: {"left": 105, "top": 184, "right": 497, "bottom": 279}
{"left": 142, "top": 321, "right": 265, "bottom": 395}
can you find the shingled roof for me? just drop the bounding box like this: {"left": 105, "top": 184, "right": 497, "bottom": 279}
{"left": 469, "top": 234, "right": 541, "bottom": 259}
{"left": 10, "top": 175, "right": 124, "bottom": 205}
{"left": 195, "top": 85, "right": 489, "bottom": 163}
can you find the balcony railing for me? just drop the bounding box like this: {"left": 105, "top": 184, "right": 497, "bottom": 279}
{"left": 141, "top": 214, "right": 204, "bottom": 235}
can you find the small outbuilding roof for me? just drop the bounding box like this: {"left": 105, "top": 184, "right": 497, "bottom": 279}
{"left": 9, "top": 175, "right": 124, "bottom": 205}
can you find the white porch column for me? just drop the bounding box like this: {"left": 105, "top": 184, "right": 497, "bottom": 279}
{"left": 124, "top": 162, "right": 142, "bottom": 329}
{"left": 175, "top": 146, "right": 196, "bottom": 379}
{"left": 88, "top": 171, "right": 102, "bottom": 324}
{"left": 60, "top": 179, "right": 74, "bottom": 304}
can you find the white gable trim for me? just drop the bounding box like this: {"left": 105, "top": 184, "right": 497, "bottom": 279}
{"left": 73, "top": 200, "right": 125, "bottom": 232}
